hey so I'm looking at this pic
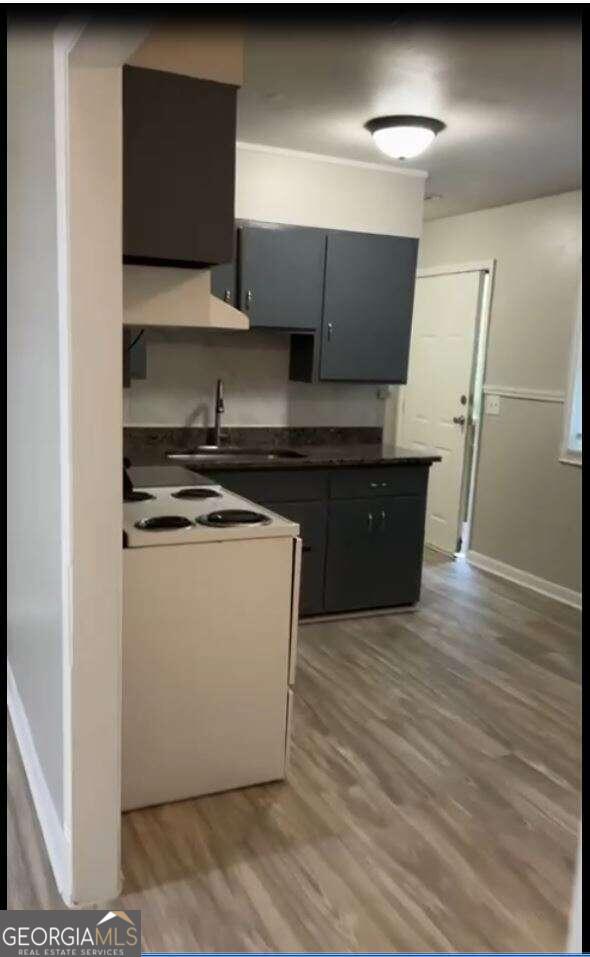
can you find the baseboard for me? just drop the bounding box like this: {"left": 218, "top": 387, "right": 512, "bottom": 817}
{"left": 425, "top": 543, "right": 457, "bottom": 559}
{"left": 7, "top": 662, "right": 72, "bottom": 904}
{"left": 466, "top": 551, "right": 582, "bottom": 610}
{"left": 300, "top": 603, "right": 419, "bottom": 624}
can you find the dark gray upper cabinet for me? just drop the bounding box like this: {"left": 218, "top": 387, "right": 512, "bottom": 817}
{"left": 320, "top": 231, "right": 419, "bottom": 383}
{"left": 123, "top": 65, "right": 237, "bottom": 267}
{"left": 239, "top": 224, "right": 326, "bottom": 329}
{"left": 210, "top": 229, "right": 238, "bottom": 305}
{"left": 210, "top": 258, "right": 238, "bottom": 305}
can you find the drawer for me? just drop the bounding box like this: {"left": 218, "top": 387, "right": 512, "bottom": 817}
{"left": 329, "top": 465, "right": 428, "bottom": 500}
{"left": 204, "top": 468, "right": 329, "bottom": 503}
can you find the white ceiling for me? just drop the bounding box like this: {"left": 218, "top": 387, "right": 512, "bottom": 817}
{"left": 237, "top": 17, "right": 582, "bottom": 220}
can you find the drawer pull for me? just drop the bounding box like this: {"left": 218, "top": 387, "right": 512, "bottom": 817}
{"left": 370, "top": 482, "right": 379, "bottom": 488}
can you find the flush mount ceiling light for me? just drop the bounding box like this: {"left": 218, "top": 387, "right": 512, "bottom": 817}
{"left": 365, "top": 115, "right": 446, "bottom": 160}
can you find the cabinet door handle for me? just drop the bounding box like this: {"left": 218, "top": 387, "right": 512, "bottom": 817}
{"left": 245, "top": 290, "right": 253, "bottom": 309}
{"left": 302, "top": 545, "right": 312, "bottom": 553}
{"left": 224, "top": 289, "right": 232, "bottom": 303}
{"left": 327, "top": 322, "right": 333, "bottom": 341}
{"left": 380, "top": 509, "right": 386, "bottom": 529}
{"left": 367, "top": 512, "right": 373, "bottom": 532}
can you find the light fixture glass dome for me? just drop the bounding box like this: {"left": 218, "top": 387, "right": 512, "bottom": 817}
{"left": 365, "top": 115, "right": 445, "bottom": 160}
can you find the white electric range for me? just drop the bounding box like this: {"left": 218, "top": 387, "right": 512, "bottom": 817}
{"left": 122, "top": 478, "right": 301, "bottom": 811}
{"left": 123, "top": 480, "right": 298, "bottom": 547}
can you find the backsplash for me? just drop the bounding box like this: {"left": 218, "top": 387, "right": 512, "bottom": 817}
{"left": 123, "top": 327, "right": 388, "bottom": 429}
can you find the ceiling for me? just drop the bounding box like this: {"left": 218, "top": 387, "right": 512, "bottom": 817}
{"left": 237, "top": 15, "right": 582, "bottom": 220}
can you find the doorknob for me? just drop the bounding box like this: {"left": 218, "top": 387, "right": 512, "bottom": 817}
{"left": 453, "top": 415, "right": 466, "bottom": 426}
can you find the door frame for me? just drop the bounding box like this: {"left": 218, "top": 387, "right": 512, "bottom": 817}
{"left": 396, "top": 259, "right": 497, "bottom": 556}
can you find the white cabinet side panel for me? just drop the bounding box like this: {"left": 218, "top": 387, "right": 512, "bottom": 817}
{"left": 288, "top": 537, "right": 302, "bottom": 686}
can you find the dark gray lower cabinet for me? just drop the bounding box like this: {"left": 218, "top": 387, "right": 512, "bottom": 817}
{"left": 203, "top": 469, "right": 328, "bottom": 616}
{"left": 324, "top": 496, "right": 426, "bottom": 612}
{"left": 199, "top": 465, "right": 429, "bottom": 616}
{"left": 260, "top": 500, "right": 327, "bottom": 616}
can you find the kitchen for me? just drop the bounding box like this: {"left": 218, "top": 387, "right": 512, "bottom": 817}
{"left": 119, "top": 40, "right": 441, "bottom": 814}
{"left": 7, "top": 12, "right": 582, "bottom": 953}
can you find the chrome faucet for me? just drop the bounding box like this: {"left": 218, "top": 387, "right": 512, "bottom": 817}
{"left": 208, "top": 378, "right": 225, "bottom": 447}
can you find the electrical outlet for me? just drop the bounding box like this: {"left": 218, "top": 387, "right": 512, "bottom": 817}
{"left": 485, "top": 393, "right": 501, "bottom": 416}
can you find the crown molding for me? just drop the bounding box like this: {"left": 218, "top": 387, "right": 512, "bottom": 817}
{"left": 236, "top": 141, "right": 428, "bottom": 179}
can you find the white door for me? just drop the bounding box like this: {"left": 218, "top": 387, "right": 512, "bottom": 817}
{"left": 398, "top": 270, "right": 483, "bottom": 554}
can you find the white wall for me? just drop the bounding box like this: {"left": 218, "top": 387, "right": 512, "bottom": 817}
{"left": 67, "top": 57, "right": 125, "bottom": 905}
{"left": 7, "top": 21, "right": 67, "bottom": 845}
{"left": 418, "top": 191, "right": 582, "bottom": 593}
{"left": 8, "top": 18, "right": 147, "bottom": 908}
{"left": 124, "top": 145, "right": 425, "bottom": 428}
{"left": 235, "top": 143, "right": 425, "bottom": 236}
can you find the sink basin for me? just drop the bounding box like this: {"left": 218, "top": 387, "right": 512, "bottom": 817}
{"left": 166, "top": 446, "right": 307, "bottom": 462}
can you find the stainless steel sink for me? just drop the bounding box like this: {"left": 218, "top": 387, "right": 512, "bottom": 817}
{"left": 166, "top": 446, "right": 307, "bottom": 462}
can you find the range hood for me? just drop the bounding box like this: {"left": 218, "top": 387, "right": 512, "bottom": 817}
{"left": 123, "top": 264, "right": 249, "bottom": 330}
{"left": 208, "top": 291, "right": 249, "bottom": 330}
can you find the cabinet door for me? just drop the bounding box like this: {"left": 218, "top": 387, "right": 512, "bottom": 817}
{"left": 320, "top": 231, "right": 419, "bottom": 382}
{"left": 262, "top": 500, "right": 327, "bottom": 616}
{"left": 239, "top": 224, "right": 326, "bottom": 329}
{"left": 211, "top": 258, "right": 238, "bottom": 305}
{"left": 123, "top": 66, "right": 237, "bottom": 266}
{"left": 324, "top": 496, "right": 426, "bottom": 612}
{"left": 211, "top": 228, "right": 238, "bottom": 304}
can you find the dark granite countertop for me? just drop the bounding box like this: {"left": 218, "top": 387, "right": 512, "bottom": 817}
{"left": 123, "top": 427, "right": 441, "bottom": 472}
{"left": 178, "top": 444, "right": 441, "bottom": 472}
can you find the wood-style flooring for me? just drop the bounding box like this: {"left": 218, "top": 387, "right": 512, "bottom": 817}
{"left": 8, "top": 551, "right": 582, "bottom": 952}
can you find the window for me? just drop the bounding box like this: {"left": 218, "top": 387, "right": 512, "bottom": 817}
{"left": 560, "top": 280, "right": 582, "bottom": 465}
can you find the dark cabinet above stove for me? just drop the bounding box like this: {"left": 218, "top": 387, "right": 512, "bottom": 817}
{"left": 123, "top": 65, "right": 237, "bottom": 268}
